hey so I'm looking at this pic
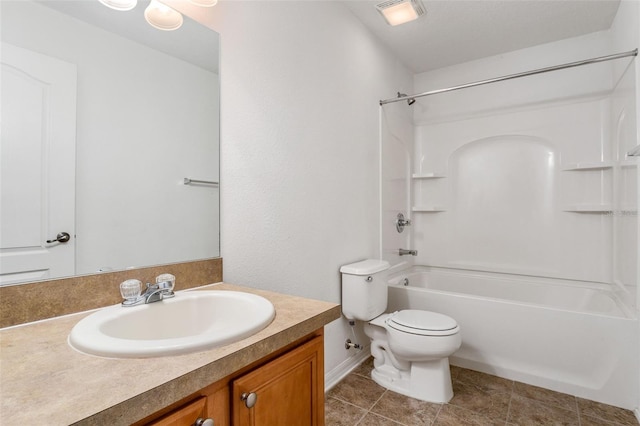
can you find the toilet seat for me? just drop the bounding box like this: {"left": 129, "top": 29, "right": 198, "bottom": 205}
{"left": 386, "top": 310, "right": 459, "bottom": 336}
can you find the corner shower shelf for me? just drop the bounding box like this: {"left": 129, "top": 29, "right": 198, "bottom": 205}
{"left": 620, "top": 206, "right": 639, "bottom": 213}
{"left": 563, "top": 204, "right": 613, "bottom": 213}
{"left": 562, "top": 162, "right": 613, "bottom": 171}
{"left": 412, "top": 206, "right": 446, "bottom": 212}
{"left": 412, "top": 172, "right": 446, "bottom": 179}
{"left": 620, "top": 159, "right": 639, "bottom": 168}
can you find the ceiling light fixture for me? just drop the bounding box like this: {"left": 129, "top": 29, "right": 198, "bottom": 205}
{"left": 376, "top": 0, "right": 425, "bottom": 26}
{"left": 188, "top": 0, "right": 218, "bottom": 7}
{"left": 97, "top": 0, "right": 217, "bottom": 31}
{"left": 144, "top": 0, "right": 184, "bottom": 31}
{"left": 98, "top": 0, "right": 138, "bottom": 11}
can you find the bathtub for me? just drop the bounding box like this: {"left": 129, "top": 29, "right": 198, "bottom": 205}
{"left": 386, "top": 265, "right": 639, "bottom": 409}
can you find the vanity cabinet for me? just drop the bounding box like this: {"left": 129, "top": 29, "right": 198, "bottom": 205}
{"left": 232, "top": 334, "right": 323, "bottom": 425}
{"left": 147, "top": 397, "right": 207, "bottom": 426}
{"left": 137, "top": 330, "right": 324, "bottom": 426}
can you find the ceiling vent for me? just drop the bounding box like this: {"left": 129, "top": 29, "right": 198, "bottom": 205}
{"left": 376, "top": 0, "right": 426, "bottom": 26}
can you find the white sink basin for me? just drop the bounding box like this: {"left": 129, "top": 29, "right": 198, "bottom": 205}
{"left": 68, "top": 290, "right": 275, "bottom": 358}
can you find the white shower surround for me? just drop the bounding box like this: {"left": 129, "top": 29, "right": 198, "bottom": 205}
{"left": 380, "top": 17, "right": 639, "bottom": 413}
{"left": 411, "top": 95, "right": 634, "bottom": 285}
{"left": 386, "top": 265, "right": 638, "bottom": 409}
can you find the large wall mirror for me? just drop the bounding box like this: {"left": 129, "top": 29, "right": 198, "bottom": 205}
{"left": 1, "top": 0, "right": 220, "bottom": 286}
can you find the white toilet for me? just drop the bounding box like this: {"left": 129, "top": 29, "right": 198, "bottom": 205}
{"left": 340, "top": 259, "right": 461, "bottom": 403}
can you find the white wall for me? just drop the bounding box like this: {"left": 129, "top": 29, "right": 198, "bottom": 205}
{"left": 405, "top": 5, "right": 640, "bottom": 412}
{"left": 172, "top": 0, "right": 413, "bottom": 381}
{"left": 2, "top": 1, "right": 220, "bottom": 274}
{"left": 412, "top": 31, "right": 612, "bottom": 122}
{"left": 609, "top": 0, "right": 640, "bottom": 416}
{"left": 611, "top": 0, "right": 640, "bottom": 300}
{"left": 413, "top": 98, "right": 619, "bottom": 282}
{"left": 409, "top": 28, "right": 639, "bottom": 282}
{"left": 380, "top": 101, "right": 414, "bottom": 268}
{"left": 175, "top": 0, "right": 639, "bottom": 398}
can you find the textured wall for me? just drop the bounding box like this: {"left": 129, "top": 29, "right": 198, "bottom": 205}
{"left": 173, "top": 0, "right": 413, "bottom": 376}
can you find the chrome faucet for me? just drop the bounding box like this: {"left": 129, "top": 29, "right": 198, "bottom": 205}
{"left": 142, "top": 280, "right": 175, "bottom": 304}
{"left": 399, "top": 248, "right": 417, "bottom": 256}
{"left": 120, "top": 279, "right": 175, "bottom": 306}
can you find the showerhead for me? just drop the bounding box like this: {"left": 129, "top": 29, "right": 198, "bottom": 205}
{"left": 397, "top": 92, "right": 416, "bottom": 106}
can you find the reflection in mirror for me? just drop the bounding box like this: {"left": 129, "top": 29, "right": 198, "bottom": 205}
{"left": 0, "top": 0, "right": 220, "bottom": 286}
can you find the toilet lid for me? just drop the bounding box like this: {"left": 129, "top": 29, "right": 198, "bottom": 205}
{"left": 386, "top": 310, "right": 459, "bottom": 336}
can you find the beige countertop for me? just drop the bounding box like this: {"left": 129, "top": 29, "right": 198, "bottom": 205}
{"left": 0, "top": 283, "right": 341, "bottom": 425}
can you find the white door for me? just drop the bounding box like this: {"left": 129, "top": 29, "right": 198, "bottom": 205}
{"left": 0, "top": 43, "right": 77, "bottom": 285}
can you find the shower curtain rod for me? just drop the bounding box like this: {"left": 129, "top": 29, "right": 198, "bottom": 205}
{"left": 380, "top": 48, "right": 638, "bottom": 106}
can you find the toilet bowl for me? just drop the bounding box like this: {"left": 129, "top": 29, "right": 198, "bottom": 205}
{"left": 340, "top": 259, "right": 461, "bottom": 403}
{"left": 385, "top": 310, "right": 460, "bottom": 360}
{"left": 365, "top": 311, "right": 461, "bottom": 402}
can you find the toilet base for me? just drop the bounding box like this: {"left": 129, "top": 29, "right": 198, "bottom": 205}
{"left": 370, "top": 357, "right": 454, "bottom": 403}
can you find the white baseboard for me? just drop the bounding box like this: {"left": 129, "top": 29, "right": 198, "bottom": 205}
{"left": 324, "top": 346, "right": 370, "bottom": 392}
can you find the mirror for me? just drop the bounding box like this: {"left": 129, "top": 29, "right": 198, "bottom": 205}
{"left": 0, "top": 0, "right": 220, "bottom": 286}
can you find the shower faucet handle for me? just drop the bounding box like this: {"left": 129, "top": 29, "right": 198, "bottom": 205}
{"left": 396, "top": 213, "right": 411, "bottom": 233}
{"left": 398, "top": 217, "right": 411, "bottom": 226}
{"left": 399, "top": 248, "right": 417, "bottom": 256}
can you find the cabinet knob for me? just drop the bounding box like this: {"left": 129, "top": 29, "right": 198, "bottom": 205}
{"left": 241, "top": 392, "right": 258, "bottom": 408}
{"left": 194, "top": 418, "right": 214, "bottom": 426}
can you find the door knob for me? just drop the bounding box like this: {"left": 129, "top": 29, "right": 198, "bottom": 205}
{"left": 194, "top": 418, "right": 214, "bottom": 426}
{"left": 46, "top": 232, "right": 71, "bottom": 244}
{"left": 241, "top": 392, "right": 257, "bottom": 408}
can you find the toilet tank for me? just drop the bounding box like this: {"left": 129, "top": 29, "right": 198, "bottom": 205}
{"left": 340, "top": 259, "right": 390, "bottom": 321}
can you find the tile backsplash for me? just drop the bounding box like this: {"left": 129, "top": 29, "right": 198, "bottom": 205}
{"left": 0, "top": 258, "right": 222, "bottom": 328}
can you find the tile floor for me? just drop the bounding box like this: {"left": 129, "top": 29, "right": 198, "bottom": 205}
{"left": 326, "top": 357, "right": 639, "bottom": 426}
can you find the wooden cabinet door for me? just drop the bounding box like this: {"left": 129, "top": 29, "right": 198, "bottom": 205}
{"left": 232, "top": 336, "right": 324, "bottom": 426}
{"left": 147, "top": 396, "right": 207, "bottom": 426}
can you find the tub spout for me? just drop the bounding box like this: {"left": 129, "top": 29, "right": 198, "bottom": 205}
{"left": 399, "top": 249, "right": 417, "bottom": 256}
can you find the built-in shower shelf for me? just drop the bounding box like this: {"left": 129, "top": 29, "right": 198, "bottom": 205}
{"left": 412, "top": 172, "right": 446, "bottom": 179}
{"left": 562, "top": 162, "right": 613, "bottom": 171}
{"left": 412, "top": 206, "right": 446, "bottom": 212}
{"left": 620, "top": 159, "right": 639, "bottom": 168}
{"left": 619, "top": 206, "right": 639, "bottom": 213}
{"left": 563, "top": 204, "right": 613, "bottom": 213}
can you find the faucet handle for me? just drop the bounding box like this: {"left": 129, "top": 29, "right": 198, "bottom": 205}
{"left": 156, "top": 273, "right": 175, "bottom": 291}
{"left": 155, "top": 273, "right": 176, "bottom": 298}
{"left": 396, "top": 213, "right": 411, "bottom": 233}
{"left": 120, "top": 279, "right": 142, "bottom": 305}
